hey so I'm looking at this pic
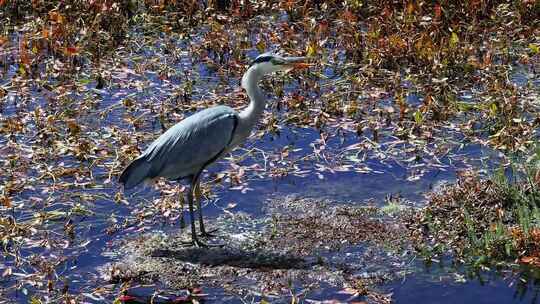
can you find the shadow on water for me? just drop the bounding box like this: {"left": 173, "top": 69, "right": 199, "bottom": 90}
{"left": 149, "top": 247, "right": 308, "bottom": 269}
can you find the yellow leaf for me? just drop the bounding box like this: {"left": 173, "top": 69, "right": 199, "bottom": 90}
{"left": 489, "top": 102, "right": 497, "bottom": 117}
{"left": 256, "top": 40, "right": 266, "bottom": 53}
{"left": 306, "top": 42, "right": 317, "bottom": 57}
{"left": 529, "top": 43, "right": 539, "bottom": 54}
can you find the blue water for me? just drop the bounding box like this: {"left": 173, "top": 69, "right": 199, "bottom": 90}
{"left": 390, "top": 268, "right": 540, "bottom": 304}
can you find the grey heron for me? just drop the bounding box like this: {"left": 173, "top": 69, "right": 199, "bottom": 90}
{"left": 119, "top": 53, "right": 310, "bottom": 246}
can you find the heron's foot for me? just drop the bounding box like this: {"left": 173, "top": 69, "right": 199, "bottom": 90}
{"left": 199, "top": 228, "right": 219, "bottom": 238}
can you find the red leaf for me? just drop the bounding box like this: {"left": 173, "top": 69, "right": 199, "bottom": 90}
{"left": 118, "top": 295, "right": 137, "bottom": 301}
{"left": 434, "top": 4, "right": 442, "bottom": 20}
{"left": 172, "top": 296, "right": 191, "bottom": 303}
{"left": 65, "top": 46, "right": 79, "bottom": 56}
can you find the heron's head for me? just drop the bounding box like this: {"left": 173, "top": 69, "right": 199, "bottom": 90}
{"left": 242, "top": 53, "right": 310, "bottom": 88}
{"left": 250, "top": 53, "right": 310, "bottom": 73}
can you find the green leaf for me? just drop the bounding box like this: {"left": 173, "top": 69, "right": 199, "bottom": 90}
{"left": 414, "top": 110, "right": 423, "bottom": 124}
{"left": 18, "top": 64, "right": 26, "bottom": 76}
{"left": 449, "top": 32, "right": 459, "bottom": 48}
{"left": 78, "top": 78, "right": 93, "bottom": 85}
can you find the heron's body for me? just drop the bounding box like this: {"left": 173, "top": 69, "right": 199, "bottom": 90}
{"left": 119, "top": 53, "right": 309, "bottom": 246}
{"left": 120, "top": 106, "right": 239, "bottom": 187}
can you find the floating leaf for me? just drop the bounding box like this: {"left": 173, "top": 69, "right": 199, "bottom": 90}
{"left": 48, "top": 11, "right": 64, "bottom": 23}
{"left": 42, "top": 27, "right": 49, "bottom": 39}
{"left": 306, "top": 42, "right": 317, "bottom": 57}
{"left": 489, "top": 102, "right": 498, "bottom": 117}
{"left": 256, "top": 40, "right": 266, "bottom": 53}
{"left": 414, "top": 110, "right": 423, "bottom": 124}
{"left": 66, "top": 119, "right": 81, "bottom": 136}
{"left": 19, "top": 35, "right": 30, "bottom": 65}
{"left": 449, "top": 32, "right": 459, "bottom": 48}
{"left": 407, "top": 2, "right": 415, "bottom": 14}
{"left": 64, "top": 46, "right": 79, "bottom": 56}
{"left": 434, "top": 4, "right": 442, "bottom": 19}
{"left": 529, "top": 43, "right": 539, "bottom": 55}
{"left": 2, "top": 267, "right": 12, "bottom": 277}
{"left": 342, "top": 9, "right": 357, "bottom": 23}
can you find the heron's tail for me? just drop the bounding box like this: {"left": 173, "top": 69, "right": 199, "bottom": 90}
{"left": 119, "top": 157, "right": 152, "bottom": 190}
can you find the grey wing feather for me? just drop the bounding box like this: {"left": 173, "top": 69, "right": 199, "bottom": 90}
{"left": 120, "top": 105, "right": 238, "bottom": 189}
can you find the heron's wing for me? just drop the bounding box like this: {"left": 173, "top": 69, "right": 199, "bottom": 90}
{"left": 141, "top": 105, "right": 238, "bottom": 179}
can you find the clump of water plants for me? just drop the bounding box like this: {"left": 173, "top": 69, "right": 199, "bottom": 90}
{"left": 106, "top": 197, "right": 401, "bottom": 303}
{"left": 408, "top": 168, "right": 540, "bottom": 268}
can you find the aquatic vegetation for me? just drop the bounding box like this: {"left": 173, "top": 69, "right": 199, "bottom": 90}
{"left": 407, "top": 167, "right": 540, "bottom": 270}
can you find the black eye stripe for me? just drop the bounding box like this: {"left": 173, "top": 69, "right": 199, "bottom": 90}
{"left": 250, "top": 55, "right": 273, "bottom": 66}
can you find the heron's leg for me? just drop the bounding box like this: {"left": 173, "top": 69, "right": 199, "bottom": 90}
{"left": 194, "top": 180, "right": 218, "bottom": 237}
{"left": 183, "top": 177, "right": 223, "bottom": 247}
{"left": 178, "top": 185, "right": 185, "bottom": 229}
{"left": 185, "top": 179, "right": 208, "bottom": 247}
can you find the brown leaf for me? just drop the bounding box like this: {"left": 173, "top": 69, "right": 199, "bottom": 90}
{"left": 42, "top": 27, "right": 49, "bottom": 39}
{"left": 49, "top": 11, "right": 64, "bottom": 24}
{"left": 0, "top": 195, "right": 11, "bottom": 208}
{"left": 407, "top": 2, "right": 415, "bottom": 15}
{"left": 19, "top": 35, "right": 30, "bottom": 65}
{"left": 66, "top": 119, "right": 80, "bottom": 136}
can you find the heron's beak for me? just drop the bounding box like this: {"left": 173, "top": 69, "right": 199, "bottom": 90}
{"left": 283, "top": 56, "right": 313, "bottom": 71}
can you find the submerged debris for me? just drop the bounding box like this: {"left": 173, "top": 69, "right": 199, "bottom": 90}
{"left": 262, "top": 196, "right": 401, "bottom": 255}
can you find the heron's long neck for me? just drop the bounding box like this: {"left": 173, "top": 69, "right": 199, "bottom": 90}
{"left": 239, "top": 67, "right": 266, "bottom": 127}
